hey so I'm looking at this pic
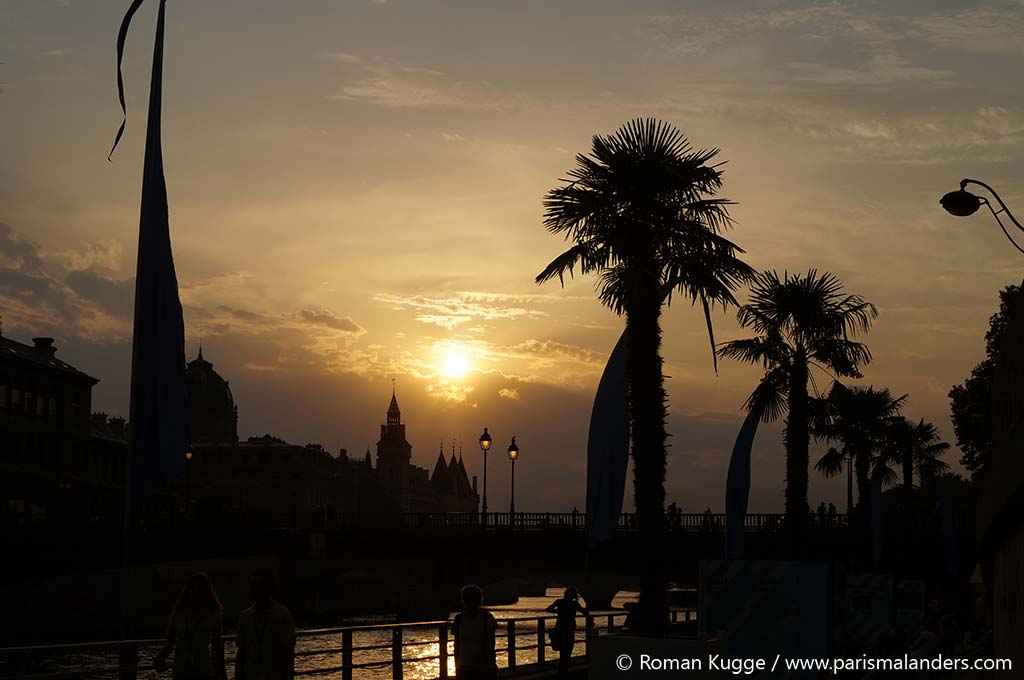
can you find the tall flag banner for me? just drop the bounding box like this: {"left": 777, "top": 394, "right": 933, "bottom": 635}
{"left": 112, "top": 0, "right": 189, "bottom": 504}
{"left": 586, "top": 330, "right": 630, "bottom": 549}
{"left": 725, "top": 402, "right": 763, "bottom": 559}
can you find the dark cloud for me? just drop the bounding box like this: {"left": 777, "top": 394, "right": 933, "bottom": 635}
{"left": 296, "top": 308, "right": 365, "bottom": 334}
{"left": 0, "top": 222, "right": 44, "bottom": 270}
{"left": 65, "top": 268, "right": 134, "bottom": 318}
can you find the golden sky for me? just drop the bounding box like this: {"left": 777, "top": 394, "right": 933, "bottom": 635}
{"left": 2, "top": 0, "right": 1023, "bottom": 512}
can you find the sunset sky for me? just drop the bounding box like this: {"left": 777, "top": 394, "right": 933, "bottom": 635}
{"left": 3, "top": 0, "right": 1023, "bottom": 512}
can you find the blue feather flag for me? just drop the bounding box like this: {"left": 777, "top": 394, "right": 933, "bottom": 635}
{"left": 586, "top": 331, "right": 630, "bottom": 549}
{"left": 112, "top": 0, "right": 189, "bottom": 507}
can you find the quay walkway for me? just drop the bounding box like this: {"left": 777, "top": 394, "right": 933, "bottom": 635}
{"left": 0, "top": 609, "right": 697, "bottom": 680}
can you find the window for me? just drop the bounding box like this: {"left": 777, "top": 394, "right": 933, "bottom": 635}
{"left": 24, "top": 392, "right": 33, "bottom": 414}
{"left": 11, "top": 389, "right": 21, "bottom": 406}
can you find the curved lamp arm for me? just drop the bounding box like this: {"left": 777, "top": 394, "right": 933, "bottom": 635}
{"left": 961, "top": 179, "right": 1024, "bottom": 254}
{"left": 961, "top": 179, "right": 1024, "bottom": 232}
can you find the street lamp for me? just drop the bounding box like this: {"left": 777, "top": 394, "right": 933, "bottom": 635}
{"left": 941, "top": 178, "right": 1024, "bottom": 254}
{"left": 507, "top": 436, "right": 519, "bottom": 524}
{"left": 478, "top": 428, "right": 492, "bottom": 524}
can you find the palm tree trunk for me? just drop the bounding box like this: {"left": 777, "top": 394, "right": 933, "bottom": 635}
{"left": 846, "top": 456, "right": 853, "bottom": 517}
{"left": 902, "top": 452, "right": 913, "bottom": 512}
{"left": 784, "top": 351, "right": 809, "bottom": 550}
{"left": 855, "top": 448, "right": 871, "bottom": 564}
{"left": 625, "top": 278, "right": 668, "bottom": 637}
{"left": 902, "top": 450, "right": 914, "bottom": 567}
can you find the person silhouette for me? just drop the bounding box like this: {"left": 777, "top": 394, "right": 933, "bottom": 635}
{"left": 235, "top": 570, "right": 295, "bottom": 680}
{"left": 545, "top": 587, "right": 588, "bottom": 677}
{"left": 452, "top": 585, "right": 497, "bottom": 680}
{"left": 153, "top": 572, "right": 226, "bottom": 680}
{"left": 702, "top": 507, "right": 713, "bottom": 532}
{"left": 828, "top": 503, "right": 838, "bottom": 527}
{"left": 816, "top": 502, "right": 828, "bottom": 527}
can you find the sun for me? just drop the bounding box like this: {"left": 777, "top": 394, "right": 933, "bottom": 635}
{"left": 443, "top": 351, "right": 470, "bottom": 378}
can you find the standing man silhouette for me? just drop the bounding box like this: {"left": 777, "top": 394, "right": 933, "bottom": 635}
{"left": 235, "top": 571, "right": 295, "bottom": 680}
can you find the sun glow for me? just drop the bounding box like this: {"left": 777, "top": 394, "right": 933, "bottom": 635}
{"left": 443, "top": 350, "right": 470, "bottom": 378}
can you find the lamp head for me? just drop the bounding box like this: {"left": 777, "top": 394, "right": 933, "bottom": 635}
{"left": 940, "top": 188, "right": 982, "bottom": 217}
{"left": 507, "top": 435, "right": 519, "bottom": 461}
{"left": 479, "top": 427, "right": 492, "bottom": 452}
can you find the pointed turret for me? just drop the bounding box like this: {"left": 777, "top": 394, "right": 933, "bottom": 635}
{"left": 387, "top": 383, "right": 401, "bottom": 426}
{"left": 431, "top": 442, "right": 450, "bottom": 493}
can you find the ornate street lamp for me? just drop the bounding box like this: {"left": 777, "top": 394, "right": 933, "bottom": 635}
{"left": 507, "top": 436, "right": 520, "bottom": 523}
{"left": 478, "top": 427, "right": 492, "bottom": 524}
{"left": 941, "top": 179, "right": 1024, "bottom": 254}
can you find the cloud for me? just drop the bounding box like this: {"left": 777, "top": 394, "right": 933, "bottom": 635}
{"left": 295, "top": 308, "right": 365, "bottom": 335}
{"left": 913, "top": 8, "right": 1024, "bottom": 57}
{"left": 65, "top": 268, "right": 134, "bottom": 318}
{"left": 59, "top": 239, "right": 124, "bottom": 272}
{"left": 325, "top": 52, "right": 529, "bottom": 111}
{"left": 374, "top": 292, "right": 548, "bottom": 329}
{"left": 0, "top": 222, "right": 44, "bottom": 270}
{"left": 498, "top": 387, "right": 520, "bottom": 400}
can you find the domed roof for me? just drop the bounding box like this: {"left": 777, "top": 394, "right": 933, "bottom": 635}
{"left": 187, "top": 349, "right": 233, "bottom": 400}
{"left": 186, "top": 348, "right": 238, "bottom": 443}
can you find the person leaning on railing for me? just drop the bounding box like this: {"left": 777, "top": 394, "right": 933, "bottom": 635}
{"left": 153, "top": 572, "right": 227, "bottom": 680}
{"left": 545, "top": 587, "right": 588, "bottom": 677}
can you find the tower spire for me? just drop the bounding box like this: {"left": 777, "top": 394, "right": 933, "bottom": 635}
{"left": 387, "top": 381, "right": 401, "bottom": 426}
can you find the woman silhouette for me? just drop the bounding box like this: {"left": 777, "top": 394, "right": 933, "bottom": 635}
{"left": 154, "top": 572, "right": 227, "bottom": 680}
{"left": 545, "top": 587, "right": 588, "bottom": 677}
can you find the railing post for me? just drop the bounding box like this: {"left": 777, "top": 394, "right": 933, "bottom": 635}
{"left": 439, "top": 622, "right": 449, "bottom": 680}
{"left": 507, "top": 619, "right": 516, "bottom": 669}
{"left": 537, "top": 617, "right": 545, "bottom": 664}
{"left": 342, "top": 629, "right": 353, "bottom": 680}
{"left": 607, "top": 613, "right": 615, "bottom": 633}
{"left": 119, "top": 642, "right": 138, "bottom": 680}
{"left": 392, "top": 626, "right": 403, "bottom": 680}
{"left": 585, "top": 615, "right": 595, "bottom": 654}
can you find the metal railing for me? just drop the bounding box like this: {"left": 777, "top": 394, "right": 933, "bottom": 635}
{"left": 0, "top": 609, "right": 698, "bottom": 680}
{"left": 143, "top": 511, "right": 854, "bottom": 531}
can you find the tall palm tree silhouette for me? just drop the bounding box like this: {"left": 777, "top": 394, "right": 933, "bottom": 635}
{"left": 812, "top": 382, "right": 905, "bottom": 550}
{"left": 536, "top": 118, "right": 753, "bottom": 635}
{"left": 719, "top": 270, "right": 876, "bottom": 547}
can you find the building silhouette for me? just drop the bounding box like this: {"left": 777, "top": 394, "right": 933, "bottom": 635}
{"left": 375, "top": 388, "right": 479, "bottom": 513}
{"left": 1, "top": 335, "right": 480, "bottom": 526}
{"left": 0, "top": 332, "right": 127, "bottom": 526}
{"left": 186, "top": 351, "right": 479, "bottom": 517}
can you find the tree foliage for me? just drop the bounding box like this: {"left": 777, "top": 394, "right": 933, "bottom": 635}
{"left": 948, "top": 285, "right": 1021, "bottom": 475}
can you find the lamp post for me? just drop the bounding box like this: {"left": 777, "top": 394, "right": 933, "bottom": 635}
{"left": 507, "top": 436, "right": 519, "bottom": 526}
{"left": 941, "top": 179, "right": 1024, "bottom": 253}
{"left": 184, "top": 450, "right": 193, "bottom": 526}
{"left": 478, "top": 427, "right": 492, "bottom": 526}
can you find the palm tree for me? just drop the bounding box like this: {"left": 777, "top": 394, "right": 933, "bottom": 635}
{"left": 536, "top": 118, "right": 754, "bottom": 635}
{"left": 811, "top": 382, "right": 905, "bottom": 525}
{"left": 719, "top": 270, "right": 877, "bottom": 544}
{"left": 884, "top": 417, "right": 951, "bottom": 513}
